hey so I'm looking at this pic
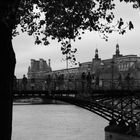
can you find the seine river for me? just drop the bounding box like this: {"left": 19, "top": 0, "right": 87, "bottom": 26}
{"left": 12, "top": 104, "right": 108, "bottom": 140}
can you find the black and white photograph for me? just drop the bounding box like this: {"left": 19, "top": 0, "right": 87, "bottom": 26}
{"left": 0, "top": 0, "right": 140, "bottom": 140}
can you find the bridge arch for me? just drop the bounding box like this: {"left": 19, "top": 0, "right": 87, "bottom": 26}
{"left": 13, "top": 87, "right": 140, "bottom": 136}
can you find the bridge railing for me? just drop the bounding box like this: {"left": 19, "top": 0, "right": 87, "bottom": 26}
{"left": 13, "top": 78, "right": 140, "bottom": 92}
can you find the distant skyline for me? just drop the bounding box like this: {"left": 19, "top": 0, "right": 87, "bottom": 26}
{"left": 12, "top": 1, "right": 140, "bottom": 78}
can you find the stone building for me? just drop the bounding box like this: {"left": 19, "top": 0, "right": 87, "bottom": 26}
{"left": 27, "top": 58, "right": 52, "bottom": 79}
{"left": 94, "top": 44, "right": 140, "bottom": 80}
{"left": 27, "top": 44, "right": 140, "bottom": 81}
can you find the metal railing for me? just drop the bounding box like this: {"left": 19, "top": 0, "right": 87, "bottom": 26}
{"left": 13, "top": 78, "right": 140, "bottom": 91}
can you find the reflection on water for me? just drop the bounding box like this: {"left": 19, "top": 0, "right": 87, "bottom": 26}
{"left": 12, "top": 104, "right": 108, "bottom": 140}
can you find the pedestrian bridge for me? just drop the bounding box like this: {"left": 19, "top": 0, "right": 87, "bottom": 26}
{"left": 12, "top": 78, "right": 140, "bottom": 137}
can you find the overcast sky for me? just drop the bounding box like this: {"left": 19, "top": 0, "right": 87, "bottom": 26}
{"left": 12, "top": 1, "right": 140, "bottom": 78}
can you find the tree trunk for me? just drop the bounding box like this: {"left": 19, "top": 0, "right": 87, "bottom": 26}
{"left": 0, "top": 20, "right": 16, "bottom": 140}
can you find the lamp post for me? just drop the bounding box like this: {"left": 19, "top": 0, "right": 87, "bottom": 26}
{"left": 111, "top": 59, "right": 115, "bottom": 89}
{"left": 66, "top": 54, "right": 69, "bottom": 90}
{"left": 66, "top": 54, "right": 68, "bottom": 70}
{"left": 110, "top": 59, "right": 115, "bottom": 119}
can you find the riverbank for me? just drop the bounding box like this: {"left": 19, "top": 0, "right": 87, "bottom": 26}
{"left": 13, "top": 97, "right": 67, "bottom": 105}
{"left": 105, "top": 131, "right": 140, "bottom": 140}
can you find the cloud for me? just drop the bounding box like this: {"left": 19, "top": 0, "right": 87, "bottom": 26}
{"left": 12, "top": 1, "right": 140, "bottom": 78}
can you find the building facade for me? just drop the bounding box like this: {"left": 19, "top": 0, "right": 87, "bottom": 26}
{"left": 99, "top": 44, "right": 140, "bottom": 80}
{"left": 27, "top": 58, "right": 52, "bottom": 79}
{"left": 27, "top": 44, "right": 140, "bottom": 81}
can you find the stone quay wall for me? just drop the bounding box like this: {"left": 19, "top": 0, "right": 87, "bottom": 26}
{"left": 105, "top": 132, "right": 140, "bottom": 140}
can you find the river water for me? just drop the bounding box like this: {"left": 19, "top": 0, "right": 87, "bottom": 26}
{"left": 12, "top": 104, "right": 108, "bottom": 140}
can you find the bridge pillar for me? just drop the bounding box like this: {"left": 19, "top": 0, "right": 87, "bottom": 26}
{"left": 105, "top": 131, "right": 140, "bottom": 140}
{"left": 105, "top": 120, "right": 140, "bottom": 140}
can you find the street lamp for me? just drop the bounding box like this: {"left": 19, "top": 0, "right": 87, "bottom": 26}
{"left": 111, "top": 59, "right": 115, "bottom": 89}
{"left": 110, "top": 58, "right": 115, "bottom": 119}
{"left": 66, "top": 53, "right": 68, "bottom": 70}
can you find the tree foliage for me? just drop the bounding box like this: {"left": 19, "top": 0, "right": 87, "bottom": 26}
{"left": 0, "top": 1, "right": 139, "bottom": 140}
{"left": 1, "top": 0, "right": 139, "bottom": 63}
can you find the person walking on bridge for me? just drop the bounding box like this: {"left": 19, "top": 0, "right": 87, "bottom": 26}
{"left": 81, "top": 72, "right": 86, "bottom": 92}
{"left": 86, "top": 72, "right": 92, "bottom": 90}
{"left": 22, "top": 74, "right": 28, "bottom": 90}
{"left": 95, "top": 75, "right": 99, "bottom": 89}
{"left": 125, "top": 73, "right": 130, "bottom": 90}
{"left": 117, "top": 73, "right": 122, "bottom": 89}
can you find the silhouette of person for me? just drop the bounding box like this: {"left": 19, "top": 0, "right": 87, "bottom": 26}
{"left": 118, "top": 73, "right": 122, "bottom": 89}
{"left": 22, "top": 74, "right": 28, "bottom": 90}
{"left": 13, "top": 75, "right": 17, "bottom": 91}
{"left": 91, "top": 74, "right": 95, "bottom": 88}
{"left": 60, "top": 74, "right": 64, "bottom": 90}
{"left": 81, "top": 72, "right": 86, "bottom": 92}
{"left": 95, "top": 75, "right": 99, "bottom": 89}
{"left": 129, "top": 75, "right": 135, "bottom": 90}
{"left": 46, "top": 74, "right": 51, "bottom": 90}
{"left": 31, "top": 78, "right": 35, "bottom": 90}
{"left": 86, "top": 72, "right": 92, "bottom": 90}
{"left": 125, "top": 73, "right": 130, "bottom": 89}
